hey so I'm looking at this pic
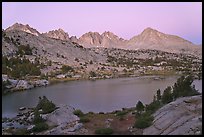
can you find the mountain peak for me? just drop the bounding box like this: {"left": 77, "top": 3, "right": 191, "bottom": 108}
{"left": 57, "top": 28, "right": 66, "bottom": 33}
{"left": 5, "top": 23, "right": 40, "bottom": 36}
{"left": 43, "top": 29, "right": 69, "bottom": 41}
{"left": 142, "top": 27, "right": 159, "bottom": 34}
{"left": 102, "top": 31, "right": 123, "bottom": 41}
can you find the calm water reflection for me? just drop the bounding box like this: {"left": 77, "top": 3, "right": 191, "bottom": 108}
{"left": 2, "top": 75, "right": 202, "bottom": 118}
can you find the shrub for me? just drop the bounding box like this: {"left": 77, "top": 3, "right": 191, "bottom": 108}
{"left": 33, "top": 110, "right": 44, "bottom": 124}
{"left": 32, "top": 122, "right": 48, "bottom": 132}
{"left": 73, "top": 109, "right": 84, "bottom": 117}
{"left": 145, "top": 101, "right": 161, "bottom": 114}
{"left": 90, "top": 60, "right": 93, "bottom": 64}
{"left": 136, "top": 101, "right": 144, "bottom": 114}
{"left": 172, "top": 75, "right": 200, "bottom": 99}
{"left": 89, "top": 71, "right": 97, "bottom": 77}
{"left": 79, "top": 117, "right": 90, "bottom": 123}
{"left": 134, "top": 112, "right": 154, "bottom": 129}
{"left": 36, "top": 96, "right": 56, "bottom": 114}
{"left": 14, "top": 128, "right": 29, "bottom": 135}
{"left": 61, "top": 65, "right": 74, "bottom": 73}
{"left": 162, "top": 86, "right": 173, "bottom": 104}
{"left": 95, "top": 128, "right": 113, "bottom": 135}
{"left": 116, "top": 111, "right": 128, "bottom": 117}
{"left": 156, "top": 89, "right": 162, "bottom": 101}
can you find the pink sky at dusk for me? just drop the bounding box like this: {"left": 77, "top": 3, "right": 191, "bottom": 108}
{"left": 2, "top": 2, "right": 202, "bottom": 45}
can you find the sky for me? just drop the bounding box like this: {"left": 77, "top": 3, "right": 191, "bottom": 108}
{"left": 2, "top": 2, "right": 202, "bottom": 45}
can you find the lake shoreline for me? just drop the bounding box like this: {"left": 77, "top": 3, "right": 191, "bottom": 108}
{"left": 3, "top": 71, "right": 202, "bottom": 96}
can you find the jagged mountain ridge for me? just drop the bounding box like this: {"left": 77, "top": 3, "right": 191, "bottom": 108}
{"left": 42, "top": 28, "right": 70, "bottom": 41}
{"left": 4, "top": 23, "right": 202, "bottom": 57}
{"left": 5, "top": 23, "right": 40, "bottom": 36}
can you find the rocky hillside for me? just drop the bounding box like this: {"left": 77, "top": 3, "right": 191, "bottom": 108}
{"left": 143, "top": 95, "right": 202, "bottom": 135}
{"left": 2, "top": 23, "right": 202, "bottom": 81}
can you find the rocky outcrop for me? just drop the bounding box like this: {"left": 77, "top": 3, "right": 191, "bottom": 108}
{"left": 143, "top": 95, "right": 202, "bottom": 135}
{"left": 40, "top": 104, "right": 83, "bottom": 135}
{"left": 14, "top": 80, "right": 34, "bottom": 90}
{"left": 78, "top": 31, "right": 126, "bottom": 48}
{"left": 42, "top": 29, "right": 70, "bottom": 41}
{"left": 5, "top": 23, "right": 40, "bottom": 36}
{"left": 2, "top": 75, "right": 49, "bottom": 92}
{"left": 2, "top": 105, "right": 83, "bottom": 135}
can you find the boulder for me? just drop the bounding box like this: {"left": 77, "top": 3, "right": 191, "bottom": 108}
{"left": 143, "top": 95, "right": 202, "bottom": 135}
{"left": 44, "top": 104, "right": 79, "bottom": 126}
{"left": 33, "top": 79, "right": 49, "bottom": 87}
{"left": 15, "top": 80, "right": 34, "bottom": 90}
{"left": 27, "top": 125, "right": 35, "bottom": 131}
{"left": 19, "top": 107, "right": 26, "bottom": 111}
{"left": 40, "top": 104, "right": 82, "bottom": 135}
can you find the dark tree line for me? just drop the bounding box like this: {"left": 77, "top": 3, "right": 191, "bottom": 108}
{"left": 134, "top": 75, "right": 200, "bottom": 129}
{"left": 2, "top": 56, "right": 41, "bottom": 78}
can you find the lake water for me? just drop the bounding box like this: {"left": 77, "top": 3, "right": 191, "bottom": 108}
{"left": 2, "top": 75, "right": 202, "bottom": 118}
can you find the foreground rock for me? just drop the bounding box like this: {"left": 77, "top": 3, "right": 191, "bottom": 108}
{"left": 40, "top": 104, "right": 82, "bottom": 135}
{"left": 143, "top": 95, "right": 202, "bottom": 135}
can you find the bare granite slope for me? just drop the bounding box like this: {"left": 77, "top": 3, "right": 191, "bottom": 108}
{"left": 143, "top": 95, "right": 202, "bottom": 135}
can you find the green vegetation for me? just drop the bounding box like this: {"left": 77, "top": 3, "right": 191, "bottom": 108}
{"left": 89, "top": 60, "right": 93, "bottom": 64}
{"left": 73, "top": 109, "right": 89, "bottom": 123}
{"left": 136, "top": 101, "right": 144, "bottom": 114}
{"left": 95, "top": 128, "right": 113, "bottom": 135}
{"left": 73, "top": 109, "right": 84, "bottom": 117}
{"left": 61, "top": 65, "right": 74, "bottom": 73}
{"left": 47, "top": 60, "right": 52, "bottom": 66}
{"left": 17, "top": 44, "right": 33, "bottom": 56}
{"left": 145, "top": 100, "right": 161, "bottom": 114}
{"left": 31, "top": 96, "right": 54, "bottom": 133}
{"left": 134, "top": 112, "right": 154, "bottom": 129}
{"left": 134, "top": 75, "right": 199, "bottom": 129}
{"left": 32, "top": 122, "right": 49, "bottom": 132}
{"left": 79, "top": 116, "right": 90, "bottom": 123}
{"left": 36, "top": 96, "right": 56, "bottom": 114}
{"left": 2, "top": 56, "right": 41, "bottom": 78}
{"left": 89, "top": 71, "right": 97, "bottom": 77}
{"left": 14, "top": 128, "right": 30, "bottom": 135}
{"left": 172, "top": 75, "right": 200, "bottom": 99}
{"left": 115, "top": 110, "right": 128, "bottom": 117}
{"left": 33, "top": 110, "right": 45, "bottom": 124}
{"left": 156, "top": 89, "right": 161, "bottom": 101}
{"left": 162, "top": 86, "right": 173, "bottom": 104}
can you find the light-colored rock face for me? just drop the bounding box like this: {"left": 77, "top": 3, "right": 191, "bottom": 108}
{"left": 42, "top": 28, "right": 70, "bottom": 41}
{"left": 78, "top": 31, "right": 126, "bottom": 48}
{"left": 143, "top": 95, "right": 202, "bottom": 135}
{"left": 5, "top": 23, "right": 40, "bottom": 36}
{"left": 127, "top": 27, "right": 201, "bottom": 56}
{"left": 78, "top": 32, "right": 102, "bottom": 47}
{"left": 40, "top": 104, "right": 82, "bottom": 135}
{"left": 44, "top": 104, "right": 79, "bottom": 126}
{"left": 3, "top": 23, "right": 202, "bottom": 57}
{"left": 70, "top": 36, "right": 78, "bottom": 43}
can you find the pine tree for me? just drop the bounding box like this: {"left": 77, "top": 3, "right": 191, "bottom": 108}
{"left": 156, "top": 89, "right": 161, "bottom": 101}
{"left": 136, "top": 101, "right": 145, "bottom": 114}
{"left": 162, "top": 86, "right": 173, "bottom": 104}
